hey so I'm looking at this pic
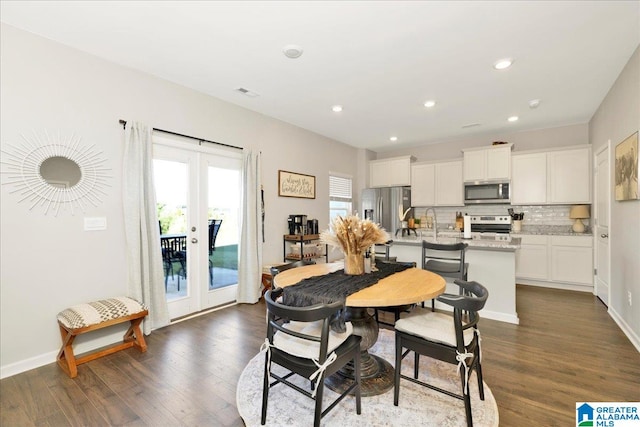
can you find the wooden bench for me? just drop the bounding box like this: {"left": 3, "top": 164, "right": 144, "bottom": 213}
{"left": 56, "top": 297, "right": 148, "bottom": 378}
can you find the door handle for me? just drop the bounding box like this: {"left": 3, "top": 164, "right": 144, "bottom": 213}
{"left": 191, "top": 238, "right": 198, "bottom": 243}
{"left": 600, "top": 234, "right": 608, "bottom": 239}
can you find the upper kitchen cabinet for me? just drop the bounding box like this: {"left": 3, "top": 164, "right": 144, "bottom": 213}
{"left": 511, "top": 145, "right": 591, "bottom": 205}
{"left": 411, "top": 160, "right": 463, "bottom": 206}
{"left": 411, "top": 162, "right": 435, "bottom": 206}
{"left": 547, "top": 146, "right": 591, "bottom": 204}
{"left": 511, "top": 152, "right": 547, "bottom": 204}
{"left": 436, "top": 160, "right": 464, "bottom": 206}
{"left": 369, "top": 156, "right": 414, "bottom": 187}
{"left": 462, "top": 144, "right": 513, "bottom": 182}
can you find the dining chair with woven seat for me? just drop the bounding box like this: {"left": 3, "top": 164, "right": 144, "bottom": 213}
{"left": 422, "top": 240, "right": 469, "bottom": 310}
{"left": 393, "top": 279, "right": 488, "bottom": 427}
{"left": 261, "top": 288, "right": 362, "bottom": 427}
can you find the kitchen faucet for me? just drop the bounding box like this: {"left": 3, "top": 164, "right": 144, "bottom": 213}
{"left": 425, "top": 207, "right": 437, "bottom": 240}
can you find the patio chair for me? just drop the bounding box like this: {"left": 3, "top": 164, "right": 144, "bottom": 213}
{"left": 208, "top": 219, "right": 222, "bottom": 285}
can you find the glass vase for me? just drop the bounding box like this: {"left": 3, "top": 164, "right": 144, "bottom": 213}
{"left": 344, "top": 252, "right": 365, "bottom": 275}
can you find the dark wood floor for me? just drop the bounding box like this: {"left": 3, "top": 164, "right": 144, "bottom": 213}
{"left": 2, "top": 285, "right": 639, "bottom": 426}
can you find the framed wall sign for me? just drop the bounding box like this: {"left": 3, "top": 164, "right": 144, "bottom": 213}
{"left": 614, "top": 131, "right": 639, "bottom": 201}
{"left": 278, "top": 170, "right": 315, "bottom": 199}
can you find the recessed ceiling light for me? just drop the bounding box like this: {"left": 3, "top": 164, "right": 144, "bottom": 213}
{"left": 332, "top": 105, "right": 343, "bottom": 113}
{"left": 424, "top": 100, "right": 436, "bottom": 108}
{"left": 529, "top": 99, "right": 541, "bottom": 109}
{"left": 389, "top": 136, "right": 398, "bottom": 142}
{"left": 494, "top": 58, "right": 513, "bottom": 70}
{"left": 283, "top": 44, "right": 303, "bottom": 59}
{"left": 508, "top": 116, "right": 519, "bottom": 122}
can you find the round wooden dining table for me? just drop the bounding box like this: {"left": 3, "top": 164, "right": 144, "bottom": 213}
{"left": 274, "top": 261, "right": 446, "bottom": 396}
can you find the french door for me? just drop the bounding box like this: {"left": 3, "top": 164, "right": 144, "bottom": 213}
{"left": 153, "top": 136, "right": 241, "bottom": 320}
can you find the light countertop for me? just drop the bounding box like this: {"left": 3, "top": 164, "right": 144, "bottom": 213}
{"left": 510, "top": 225, "right": 593, "bottom": 236}
{"left": 388, "top": 233, "right": 521, "bottom": 251}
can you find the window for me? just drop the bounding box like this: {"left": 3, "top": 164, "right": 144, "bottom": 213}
{"left": 329, "top": 174, "right": 352, "bottom": 221}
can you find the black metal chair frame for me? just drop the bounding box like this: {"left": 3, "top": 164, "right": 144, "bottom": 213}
{"left": 160, "top": 235, "right": 187, "bottom": 291}
{"left": 394, "top": 280, "right": 488, "bottom": 427}
{"left": 261, "top": 288, "right": 362, "bottom": 427}
{"left": 422, "top": 241, "right": 469, "bottom": 310}
{"left": 263, "top": 259, "right": 316, "bottom": 304}
{"left": 208, "top": 219, "right": 222, "bottom": 286}
{"left": 269, "top": 259, "right": 316, "bottom": 285}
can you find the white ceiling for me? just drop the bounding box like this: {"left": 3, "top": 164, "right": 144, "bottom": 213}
{"left": 2, "top": 1, "right": 639, "bottom": 152}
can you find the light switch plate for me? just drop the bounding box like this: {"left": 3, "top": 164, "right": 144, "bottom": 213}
{"left": 84, "top": 217, "right": 107, "bottom": 231}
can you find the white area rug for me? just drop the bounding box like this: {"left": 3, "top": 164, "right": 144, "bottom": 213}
{"left": 237, "top": 329, "right": 499, "bottom": 426}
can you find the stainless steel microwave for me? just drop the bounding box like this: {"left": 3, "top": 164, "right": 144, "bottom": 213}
{"left": 464, "top": 181, "right": 510, "bottom": 204}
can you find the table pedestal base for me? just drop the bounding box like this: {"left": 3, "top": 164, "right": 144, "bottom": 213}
{"left": 324, "top": 307, "right": 394, "bottom": 397}
{"left": 325, "top": 354, "right": 394, "bottom": 397}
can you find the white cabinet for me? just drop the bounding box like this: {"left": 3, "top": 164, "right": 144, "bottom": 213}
{"left": 516, "top": 235, "right": 549, "bottom": 280}
{"left": 550, "top": 236, "right": 593, "bottom": 285}
{"left": 369, "top": 156, "right": 413, "bottom": 187}
{"left": 547, "top": 147, "right": 591, "bottom": 204}
{"left": 435, "top": 161, "right": 464, "bottom": 206}
{"left": 463, "top": 150, "right": 486, "bottom": 182}
{"left": 511, "top": 146, "right": 591, "bottom": 205}
{"left": 410, "top": 163, "right": 435, "bottom": 206}
{"left": 512, "top": 152, "right": 547, "bottom": 204}
{"left": 411, "top": 160, "right": 463, "bottom": 207}
{"left": 463, "top": 144, "right": 512, "bottom": 182}
{"left": 516, "top": 234, "right": 593, "bottom": 289}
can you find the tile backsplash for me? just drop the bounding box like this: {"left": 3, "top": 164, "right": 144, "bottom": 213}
{"left": 414, "top": 204, "right": 587, "bottom": 228}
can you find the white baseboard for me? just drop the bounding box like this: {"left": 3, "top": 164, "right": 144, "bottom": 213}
{"left": 481, "top": 309, "right": 520, "bottom": 325}
{"left": 0, "top": 303, "right": 239, "bottom": 380}
{"left": 517, "top": 279, "right": 593, "bottom": 293}
{"left": 1, "top": 350, "right": 58, "bottom": 379}
{"left": 608, "top": 307, "right": 640, "bottom": 353}
{"left": 1, "top": 330, "right": 125, "bottom": 380}
{"left": 434, "top": 302, "right": 519, "bottom": 325}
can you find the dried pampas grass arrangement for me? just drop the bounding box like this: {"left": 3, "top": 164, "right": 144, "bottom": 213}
{"left": 320, "top": 214, "right": 390, "bottom": 274}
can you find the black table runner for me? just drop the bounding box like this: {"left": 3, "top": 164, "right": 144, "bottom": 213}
{"left": 282, "top": 261, "right": 411, "bottom": 332}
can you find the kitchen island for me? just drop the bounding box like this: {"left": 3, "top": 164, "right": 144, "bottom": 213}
{"left": 384, "top": 232, "right": 521, "bottom": 324}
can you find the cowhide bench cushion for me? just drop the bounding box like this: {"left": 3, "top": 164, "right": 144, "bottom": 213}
{"left": 56, "top": 297, "right": 149, "bottom": 378}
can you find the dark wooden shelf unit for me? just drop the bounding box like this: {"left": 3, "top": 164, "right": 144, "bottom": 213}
{"left": 283, "top": 234, "right": 328, "bottom": 263}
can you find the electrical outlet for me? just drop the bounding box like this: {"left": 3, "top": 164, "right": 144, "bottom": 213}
{"left": 628, "top": 291, "right": 633, "bottom": 307}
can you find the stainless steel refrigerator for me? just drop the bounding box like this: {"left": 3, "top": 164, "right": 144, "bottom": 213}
{"left": 361, "top": 187, "right": 412, "bottom": 236}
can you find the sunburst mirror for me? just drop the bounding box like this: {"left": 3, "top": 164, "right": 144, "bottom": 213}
{"left": 1, "top": 130, "right": 111, "bottom": 216}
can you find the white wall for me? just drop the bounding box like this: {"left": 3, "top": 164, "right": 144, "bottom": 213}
{"left": 0, "top": 24, "right": 359, "bottom": 377}
{"left": 589, "top": 46, "right": 640, "bottom": 348}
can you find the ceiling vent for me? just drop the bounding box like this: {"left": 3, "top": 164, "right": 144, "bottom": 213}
{"left": 462, "top": 123, "right": 481, "bottom": 128}
{"left": 235, "top": 87, "right": 259, "bottom": 97}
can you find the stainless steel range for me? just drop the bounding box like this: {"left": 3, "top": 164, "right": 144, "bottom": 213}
{"left": 469, "top": 215, "right": 512, "bottom": 234}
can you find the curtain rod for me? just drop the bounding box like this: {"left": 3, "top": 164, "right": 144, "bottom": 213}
{"left": 118, "top": 120, "right": 242, "bottom": 151}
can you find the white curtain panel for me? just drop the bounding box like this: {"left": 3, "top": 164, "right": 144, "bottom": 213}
{"left": 123, "top": 122, "right": 170, "bottom": 334}
{"left": 237, "top": 149, "right": 263, "bottom": 304}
